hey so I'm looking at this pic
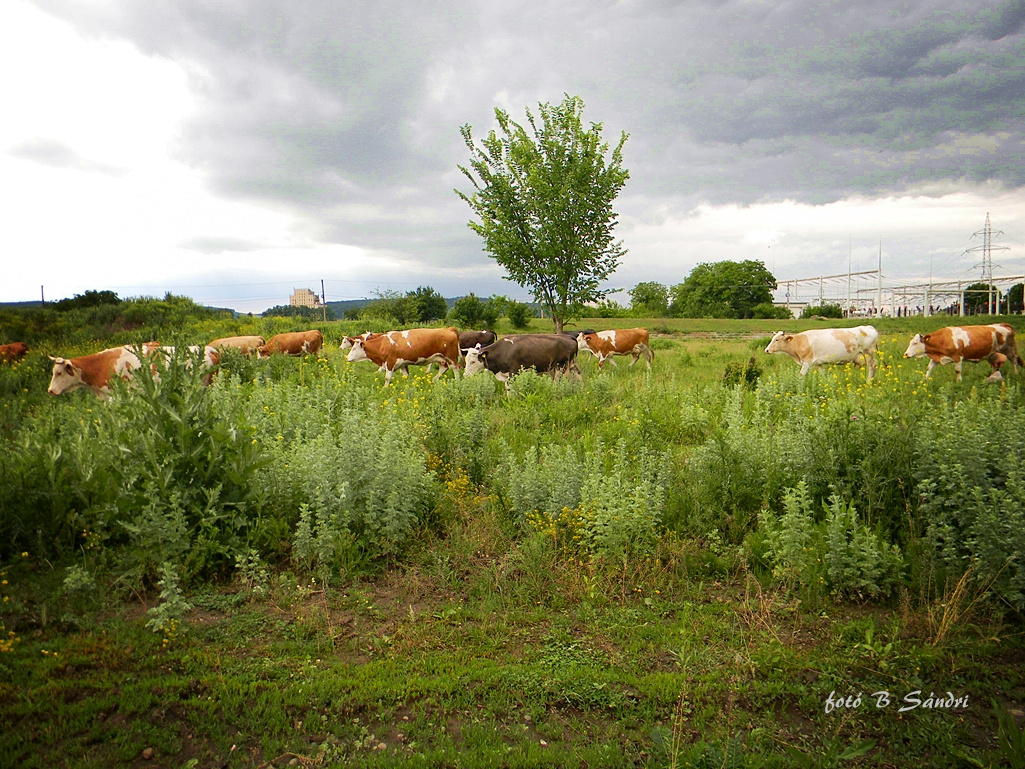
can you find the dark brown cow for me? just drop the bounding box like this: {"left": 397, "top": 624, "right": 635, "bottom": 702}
{"left": 0, "top": 342, "right": 29, "bottom": 363}
{"left": 258, "top": 330, "right": 324, "bottom": 357}
{"left": 346, "top": 327, "right": 460, "bottom": 385}
{"left": 463, "top": 334, "right": 580, "bottom": 393}
{"left": 903, "top": 323, "right": 1023, "bottom": 382}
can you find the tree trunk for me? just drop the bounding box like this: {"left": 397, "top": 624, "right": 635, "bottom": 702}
{"left": 553, "top": 316, "right": 564, "bottom": 334}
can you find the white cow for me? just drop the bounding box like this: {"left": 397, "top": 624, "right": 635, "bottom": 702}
{"left": 764, "top": 326, "right": 879, "bottom": 381}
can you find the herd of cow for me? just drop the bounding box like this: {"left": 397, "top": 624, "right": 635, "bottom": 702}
{"left": 0, "top": 321, "right": 1021, "bottom": 400}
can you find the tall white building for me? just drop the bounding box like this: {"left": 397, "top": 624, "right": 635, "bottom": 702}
{"left": 290, "top": 288, "right": 321, "bottom": 308}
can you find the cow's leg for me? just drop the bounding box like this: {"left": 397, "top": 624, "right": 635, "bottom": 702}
{"left": 432, "top": 361, "right": 447, "bottom": 382}
{"left": 383, "top": 366, "right": 395, "bottom": 385}
{"left": 799, "top": 361, "right": 812, "bottom": 376}
{"left": 865, "top": 351, "right": 876, "bottom": 382}
{"left": 954, "top": 360, "right": 963, "bottom": 382}
{"left": 496, "top": 372, "right": 511, "bottom": 395}
{"left": 925, "top": 359, "right": 937, "bottom": 378}
{"left": 643, "top": 344, "right": 653, "bottom": 370}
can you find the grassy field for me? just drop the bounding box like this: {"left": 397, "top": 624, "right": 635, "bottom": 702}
{"left": 1, "top": 316, "right": 1024, "bottom": 768}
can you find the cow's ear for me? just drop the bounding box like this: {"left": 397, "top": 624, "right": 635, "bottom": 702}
{"left": 784, "top": 335, "right": 793, "bottom": 342}
{"left": 480, "top": 351, "right": 488, "bottom": 361}
{"left": 64, "top": 362, "right": 75, "bottom": 374}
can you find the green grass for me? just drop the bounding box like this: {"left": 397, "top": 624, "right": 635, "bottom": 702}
{"left": 2, "top": 316, "right": 1025, "bottom": 767}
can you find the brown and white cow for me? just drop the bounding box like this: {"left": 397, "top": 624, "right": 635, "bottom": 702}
{"left": 48, "top": 346, "right": 143, "bottom": 399}
{"left": 0, "top": 342, "right": 29, "bottom": 363}
{"left": 346, "top": 327, "right": 460, "bottom": 385}
{"left": 257, "top": 330, "right": 324, "bottom": 357}
{"left": 903, "top": 323, "right": 1023, "bottom": 382}
{"left": 765, "top": 325, "right": 879, "bottom": 381}
{"left": 208, "top": 335, "right": 265, "bottom": 355}
{"left": 576, "top": 328, "right": 653, "bottom": 370}
{"left": 48, "top": 344, "right": 219, "bottom": 398}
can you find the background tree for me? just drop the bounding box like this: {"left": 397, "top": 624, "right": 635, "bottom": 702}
{"left": 1007, "top": 283, "right": 1023, "bottom": 314}
{"left": 456, "top": 94, "right": 629, "bottom": 333}
{"left": 963, "top": 282, "right": 1000, "bottom": 315}
{"left": 629, "top": 281, "right": 669, "bottom": 316}
{"left": 506, "top": 300, "right": 534, "bottom": 329}
{"left": 800, "top": 304, "right": 843, "bottom": 319}
{"left": 449, "top": 294, "right": 500, "bottom": 329}
{"left": 669, "top": 260, "right": 777, "bottom": 319}
{"left": 408, "top": 286, "right": 449, "bottom": 323}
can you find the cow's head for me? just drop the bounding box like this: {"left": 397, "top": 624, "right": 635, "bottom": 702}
{"left": 47, "top": 356, "right": 83, "bottom": 395}
{"left": 903, "top": 334, "right": 927, "bottom": 359}
{"left": 764, "top": 331, "right": 789, "bottom": 354}
{"left": 575, "top": 332, "right": 592, "bottom": 352}
{"left": 346, "top": 339, "right": 368, "bottom": 363}
{"left": 463, "top": 344, "right": 487, "bottom": 377}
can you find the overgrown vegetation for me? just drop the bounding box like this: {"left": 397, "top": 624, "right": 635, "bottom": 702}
{"left": 1, "top": 312, "right": 1024, "bottom": 767}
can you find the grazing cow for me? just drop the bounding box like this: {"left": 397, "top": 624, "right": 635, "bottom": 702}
{"left": 48, "top": 344, "right": 219, "bottom": 398}
{"left": 258, "top": 330, "right": 324, "bottom": 357}
{"left": 576, "top": 328, "right": 654, "bottom": 370}
{"left": 458, "top": 330, "right": 497, "bottom": 352}
{"left": 903, "top": 323, "right": 1023, "bottom": 382}
{"left": 463, "top": 334, "right": 581, "bottom": 393}
{"left": 208, "top": 335, "right": 265, "bottom": 355}
{"left": 346, "top": 327, "right": 460, "bottom": 385}
{"left": 765, "top": 325, "right": 879, "bottom": 381}
{"left": 0, "top": 342, "right": 29, "bottom": 363}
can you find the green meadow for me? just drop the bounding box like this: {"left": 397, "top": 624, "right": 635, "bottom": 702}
{"left": 1, "top": 312, "right": 1024, "bottom": 768}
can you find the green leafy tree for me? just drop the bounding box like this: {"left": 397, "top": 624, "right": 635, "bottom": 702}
{"left": 449, "top": 294, "right": 499, "bottom": 329}
{"left": 54, "top": 289, "right": 121, "bottom": 311}
{"left": 359, "top": 290, "right": 417, "bottom": 325}
{"left": 506, "top": 300, "right": 534, "bottom": 329}
{"left": 456, "top": 94, "right": 629, "bottom": 333}
{"left": 800, "top": 304, "right": 844, "bottom": 319}
{"left": 963, "top": 282, "right": 1000, "bottom": 315}
{"left": 669, "top": 260, "right": 777, "bottom": 319}
{"left": 408, "top": 286, "right": 449, "bottom": 323}
{"left": 1007, "top": 283, "right": 1023, "bottom": 314}
{"left": 629, "top": 281, "right": 669, "bottom": 316}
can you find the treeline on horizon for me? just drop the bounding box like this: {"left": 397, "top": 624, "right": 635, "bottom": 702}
{"left": 2, "top": 259, "right": 1023, "bottom": 348}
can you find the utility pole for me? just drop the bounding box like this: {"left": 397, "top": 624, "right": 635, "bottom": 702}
{"left": 41, "top": 285, "right": 45, "bottom": 306}
{"left": 877, "top": 240, "right": 883, "bottom": 312}
{"left": 321, "top": 279, "right": 327, "bottom": 323}
{"left": 966, "top": 213, "right": 1009, "bottom": 315}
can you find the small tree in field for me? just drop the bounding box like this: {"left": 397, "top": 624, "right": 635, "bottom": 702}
{"left": 456, "top": 94, "right": 629, "bottom": 333}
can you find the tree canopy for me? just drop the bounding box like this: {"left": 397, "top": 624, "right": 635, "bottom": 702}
{"left": 629, "top": 281, "right": 669, "bottom": 316}
{"left": 669, "top": 260, "right": 777, "bottom": 319}
{"left": 456, "top": 94, "right": 629, "bottom": 333}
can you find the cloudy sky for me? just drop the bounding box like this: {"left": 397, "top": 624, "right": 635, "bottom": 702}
{"left": 3, "top": 0, "right": 1024, "bottom": 313}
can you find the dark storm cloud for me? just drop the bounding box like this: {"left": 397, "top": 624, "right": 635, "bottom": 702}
{"left": 29, "top": 0, "right": 1025, "bottom": 252}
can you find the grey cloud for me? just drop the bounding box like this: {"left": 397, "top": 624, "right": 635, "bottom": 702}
{"left": 27, "top": 0, "right": 1025, "bottom": 266}
{"left": 178, "top": 236, "right": 266, "bottom": 254}
{"left": 7, "top": 137, "right": 127, "bottom": 176}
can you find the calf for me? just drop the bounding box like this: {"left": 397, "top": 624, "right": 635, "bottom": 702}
{"left": 0, "top": 342, "right": 29, "bottom": 363}
{"left": 764, "top": 326, "right": 879, "bottom": 381}
{"left": 576, "top": 328, "right": 653, "bottom": 370}
{"left": 903, "top": 323, "right": 1023, "bottom": 382}
{"left": 346, "top": 327, "right": 460, "bottom": 385}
